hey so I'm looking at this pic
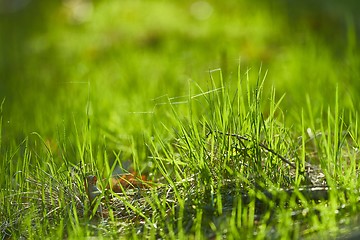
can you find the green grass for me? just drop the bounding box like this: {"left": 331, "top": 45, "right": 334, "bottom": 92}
{"left": 1, "top": 0, "right": 360, "bottom": 239}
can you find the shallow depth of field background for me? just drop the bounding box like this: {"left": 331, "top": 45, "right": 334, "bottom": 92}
{"left": 2, "top": 0, "right": 360, "bottom": 238}
{"left": 1, "top": 0, "right": 360, "bottom": 172}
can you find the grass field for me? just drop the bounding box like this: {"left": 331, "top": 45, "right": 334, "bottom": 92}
{"left": 1, "top": 0, "right": 360, "bottom": 239}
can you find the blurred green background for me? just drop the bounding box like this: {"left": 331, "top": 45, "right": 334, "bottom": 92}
{"left": 1, "top": 0, "right": 359, "bottom": 152}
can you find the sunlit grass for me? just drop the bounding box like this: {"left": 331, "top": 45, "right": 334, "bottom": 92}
{"left": 2, "top": 65, "right": 360, "bottom": 238}
{"left": 2, "top": 64, "right": 357, "bottom": 238}
{"left": 1, "top": 0, "right": 360, "bottom": 239}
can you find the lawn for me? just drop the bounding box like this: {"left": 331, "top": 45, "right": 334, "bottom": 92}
{"left": 1, "top": 0, "right": 360, "bottom": 239}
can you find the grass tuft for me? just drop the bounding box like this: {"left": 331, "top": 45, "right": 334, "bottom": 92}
{"left": 2, "top": 65, "right": 360, "bottom": 238}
